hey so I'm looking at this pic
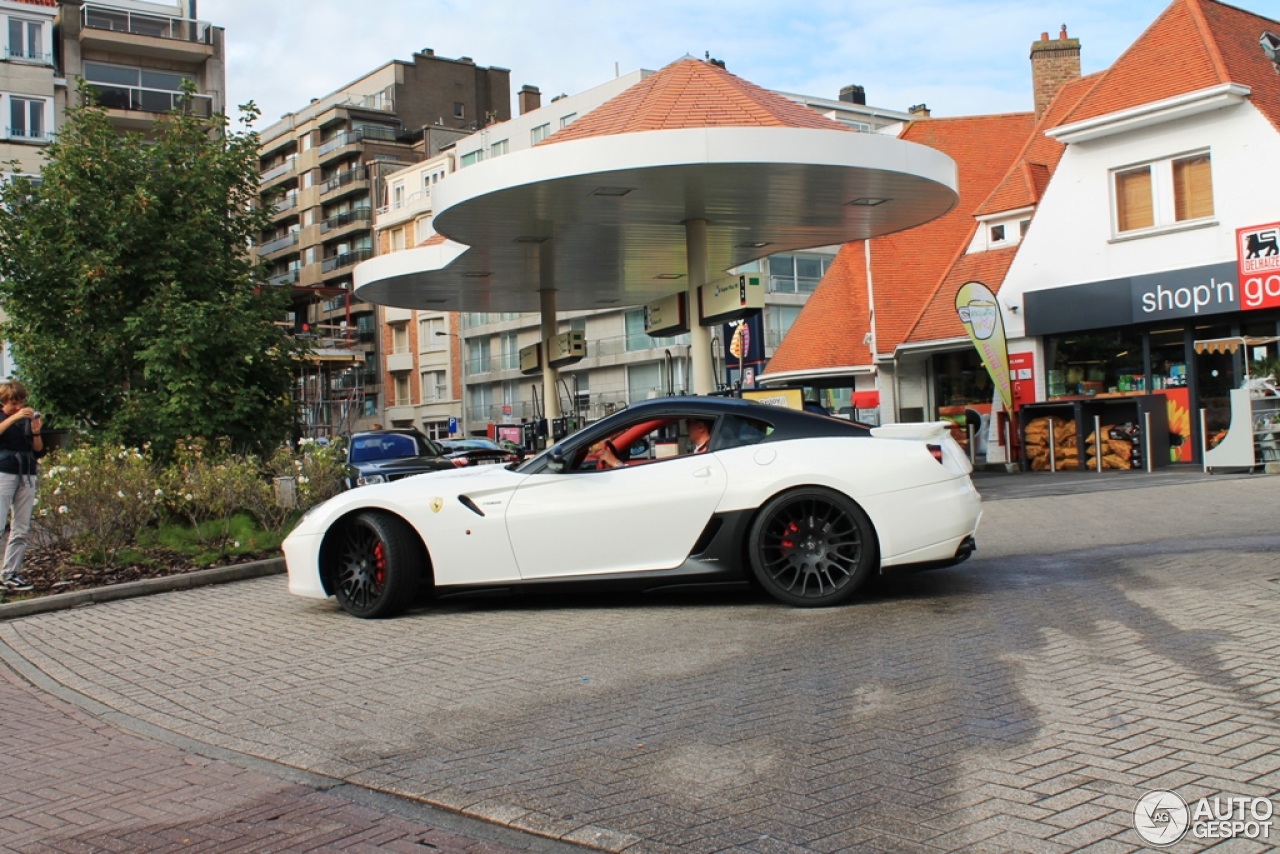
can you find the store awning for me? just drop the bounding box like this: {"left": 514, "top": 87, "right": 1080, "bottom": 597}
{"left": 1193, "top": 335, "right": 1280, "bottom": 355}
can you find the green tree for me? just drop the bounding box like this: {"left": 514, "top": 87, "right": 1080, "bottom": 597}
{"left": 0, "top": 84, "right": 303, "bottom": 456}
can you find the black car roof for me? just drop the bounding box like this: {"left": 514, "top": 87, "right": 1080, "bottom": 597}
{"left": 579, "top": 396, "right": 871, "bottom": 443}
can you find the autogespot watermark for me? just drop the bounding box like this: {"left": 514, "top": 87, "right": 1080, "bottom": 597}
{"left": 1133, "top": 790, "right": 1275, "bottom": 846}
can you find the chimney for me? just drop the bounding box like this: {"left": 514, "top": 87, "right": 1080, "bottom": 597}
{"left": 908, "top": 103, "right": 930, "bottom": 118}
{"left": 518, "top": 84, "right": 542, "bottom": 115}
{"left": 839, "top": 84, "right": 866, "bottom": 106}
{"left": 1030, "top": 25, "right": 1081, "bottom": 119}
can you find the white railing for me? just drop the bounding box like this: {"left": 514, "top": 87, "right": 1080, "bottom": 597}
{"left": 82, "top": 5, "right": 212, "bottom": 44}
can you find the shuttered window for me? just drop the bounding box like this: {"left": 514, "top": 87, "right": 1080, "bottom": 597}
{"left": 1173, "top": 154, "right": 1213, "bottom": 221}
{"left": 1115, "top": 167, "right": 1153, "bottom": 232}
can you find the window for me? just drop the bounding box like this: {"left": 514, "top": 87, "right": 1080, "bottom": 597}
{"left": 393, "top": 374, "right": 410, "bottom": 406}
{"left": 1115, "top": 166, "right": 1153, "bottom": 232}
{"left": 421, "top": 317, "right": 443, "bottom": 349}
{"left": 415, "top": 215, "right": 434, "bottom": 244}
{"left": 1020, "top": 219, "right": 1031, "bottom": 237}
{"left": 1112, "top": 152, "right": 1214, "bottom": 236}
{"left": 7, "top": 18, "right": 44, "bottom": 62}
{"left": 468, "top": 337, "right": 491, "bottom": 373}
{"left": 421, "top": 370, "right": 446, "bottom": 400}
{"left": 1173, "top": 154, "right": 1213, "bottom": 222}
{"left": 767, "top": 253, "right": 830, "bottom": 293}
{"left": 300, "top": 133, "right": 311, "bottom": 151}
{"left": 303, "top": 209, "right": 314, "bottom": 227}
{"left": 765, "top": 305, "right": 801, "bottom": 349}
{"left": 490, "top": 139, "right": 508, "bottom": 158}
{"left": 390, "top": 228, "right": 405, "bottom": 252}
{"left": 453, "top": 102, "right": 465, "bottom": 118}
{"left": 500, "top": 332, "right": 519, "bottom": 370}
{"left": 560, "top": 113, "right": 577, "bottom": 128}
{"left": 460, "top": 150, "right": 483, "bottom": 168}
{"left": 8, "top": 96, "right": 44, "bottom": 140}
{"left": 468, "top": 383, "right": 493, "bottom": 422}
{"left": 626, "top": 362, "right": 662, "bottom": 403}
{"left": 303, "top": 171, "right": 314, "bottom": 189}
{"left": 392, "top": 182, "right": 405, "bottom": 206}
{"left": 391, "top": 323, "right": 408, "bottom": 354}
{"left": 990, "top": 224, "right": 1006, "bottom": 243}
{"left": 531, "top": 123, "right": 550, "bottom": 144}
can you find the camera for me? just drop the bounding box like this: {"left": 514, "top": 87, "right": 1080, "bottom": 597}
{"left": 32, "top": 411, "right": 41, "bottom": 420}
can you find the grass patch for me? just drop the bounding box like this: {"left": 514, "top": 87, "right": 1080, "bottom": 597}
{"left": 146, "top": 512, "right": 287, "bottom": 566}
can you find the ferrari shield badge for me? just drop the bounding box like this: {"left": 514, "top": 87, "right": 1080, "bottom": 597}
{"left": 429, "top": 497, "right": 444, "bottom": 514}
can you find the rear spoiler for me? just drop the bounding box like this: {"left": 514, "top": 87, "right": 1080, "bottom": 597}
{"left": 869, "top": 421, "right": 952, "bottom": 442}
{"left": 870, "top": 421, "right": 972, "bottom": 474}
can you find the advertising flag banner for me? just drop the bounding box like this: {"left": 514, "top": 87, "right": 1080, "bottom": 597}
{"left": 955, "top": 281, "right": 1013, "bottom": 411}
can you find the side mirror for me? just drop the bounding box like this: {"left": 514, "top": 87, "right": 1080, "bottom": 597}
{"left": 547, "top": 445, "right": 567, "bottom": 473}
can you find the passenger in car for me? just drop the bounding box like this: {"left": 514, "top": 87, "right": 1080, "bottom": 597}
{"left": 598, "top": 418, "right": 711, "bottom": 469}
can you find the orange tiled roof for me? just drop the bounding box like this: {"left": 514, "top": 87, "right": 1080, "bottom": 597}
{"left": 1061, "top": 0, "right": 1280, "bottom": 132}
{"left": 765, "top": 112, "right": 1035, "bottom": 376}
{"left": 540, "top": 58, "right": 849, "bottom": 145}
{"left": 14, "top": 0, "right": 55, "bottom": 5}
{"left": 904, "top": 247, "right": 1020, "bottom": 344}
{"left": 974, "top": 72, "right": 1102, "bottom": 216}
{"left": 765, "top": 243, "right": 872, "bottom": 374}
{"left": 416, "top": 232, "right": 448, "bottom": 247}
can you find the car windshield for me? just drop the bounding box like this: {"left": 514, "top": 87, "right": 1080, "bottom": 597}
{"left": 350, "top": 433, "right": 434, "bottom": 463}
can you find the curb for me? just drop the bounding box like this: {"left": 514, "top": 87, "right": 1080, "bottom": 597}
{"left": 0, "top": 557, "right": 286, "bottom": 621}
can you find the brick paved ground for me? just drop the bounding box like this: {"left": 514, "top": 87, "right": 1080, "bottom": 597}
{"left": 1, "top": 473, "right": 1279, "bottom": 852}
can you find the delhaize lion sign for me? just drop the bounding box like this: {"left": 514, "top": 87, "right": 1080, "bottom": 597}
{"left": 955, "top": 281, "right": 1012, "bottom": 411}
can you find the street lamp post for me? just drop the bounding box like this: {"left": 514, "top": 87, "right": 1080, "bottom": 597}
{"left": 435, "top": 329, "right": 466, "bottom": 437}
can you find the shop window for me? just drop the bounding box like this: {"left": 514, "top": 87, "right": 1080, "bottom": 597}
{"left": 1045, "top": 328, "right": 1144, "bottom": 397}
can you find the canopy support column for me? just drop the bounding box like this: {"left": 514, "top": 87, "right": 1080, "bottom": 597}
{"left": 685, "top": 218, "right": 714, "bottom": 395}
{"left": 539, "top": 244, "right": 560, "bottom": 447}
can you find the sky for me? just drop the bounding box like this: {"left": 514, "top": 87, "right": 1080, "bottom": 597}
{"left": 198, "top": 0, "right": 1280, "bottom": 129}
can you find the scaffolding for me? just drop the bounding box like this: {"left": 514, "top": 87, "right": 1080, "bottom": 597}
{"left": 293, "top": 321, "right": 367, "bottom": 439}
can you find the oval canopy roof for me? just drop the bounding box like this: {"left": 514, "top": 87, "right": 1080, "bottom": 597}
{"left": 355, "top": 59, "right": 959, "bottom": 313}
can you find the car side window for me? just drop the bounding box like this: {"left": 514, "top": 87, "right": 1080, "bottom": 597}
{"left": 715, "top": 415, "right": 774, "bottom": 451}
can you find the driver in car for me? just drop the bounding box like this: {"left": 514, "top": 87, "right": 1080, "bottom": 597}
{"left": 598, "top": 418, "right": 710, "bottom": 469}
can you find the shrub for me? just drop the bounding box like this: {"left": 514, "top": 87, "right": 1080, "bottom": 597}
{"left": 34, "top": 443, "right": 160, "bottom": 562}
{"left": 159, "top": 438, "right": 266, "bottom": 550}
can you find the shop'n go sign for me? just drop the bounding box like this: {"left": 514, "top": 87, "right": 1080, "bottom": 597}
{"left": 1237, "top": 222, "right": 1280, "bottom": 311}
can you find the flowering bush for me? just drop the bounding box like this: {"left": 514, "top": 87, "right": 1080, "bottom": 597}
{"left": 34, "top": 443, "right": 161, "bottom": 561}
{"left": 31, "top": 436, "right": 348, "bottom": 568}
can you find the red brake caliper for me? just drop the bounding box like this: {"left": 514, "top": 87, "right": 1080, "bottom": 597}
{"left": 373, "top": 542, "right": 386, "bottom": 586}
{"left": 780, "top": 520, "right": 800, "bottom": 551}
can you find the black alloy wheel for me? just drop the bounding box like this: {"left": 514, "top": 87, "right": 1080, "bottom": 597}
{"left": 331, "top": 511, "right": 422, "bottom": 618}
{"left": 748, "top": 488, "right": 876, "bottom": 607}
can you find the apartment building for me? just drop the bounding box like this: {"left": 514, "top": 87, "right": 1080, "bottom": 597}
{"left": 1, "top": 0, "right": 56, "bottom": 180}
{"left": 255, "top": 49, "right": 510, "bottom": 437}
{"left": 371, "top": 70, "right": 913, "bottom": 440}
{"left": 56, "top": 0, "right": 225, "bottom": 134}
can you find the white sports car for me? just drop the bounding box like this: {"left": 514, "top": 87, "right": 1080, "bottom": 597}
{"left": 284, "top": 397, "right": 982, "bottom": 618}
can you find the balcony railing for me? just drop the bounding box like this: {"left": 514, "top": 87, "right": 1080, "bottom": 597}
{"left": 320, "top": 208, "right": 371, "bottom": 233}
{"left": 272, "top": 194, "right": 298, "bottom": 213}
{"left": 82, "top": 4, "right": 212, "bottom": 44}
{"left": 258, "top": 232, "right": 299, "bottom": 255}
{"left": 318, "top": 125, "right": 399, "bottom": 155}
{"left": 322, "top": 166, "right": 365, "bottom": 195}
{"left": 88, "top": 83, "right": 213, "bottom": 118}
{"left": 259, "top": 155, "right": 297, "bottom": 183}
{"left": 4, "top": 127, "right": 51, "bottom": 143}
{"left": 3, "top": 46, "right": 53, "bottom": 65}
{"left": 267, "top": 271, "right": 297, "bottom": 287}
{"left": 321, "top": 248, "right": 372, "bottom": 273}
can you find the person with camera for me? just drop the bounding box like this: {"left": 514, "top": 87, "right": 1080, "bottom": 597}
{"left": 0, "top": 381, "right": 43, "bottom": 592}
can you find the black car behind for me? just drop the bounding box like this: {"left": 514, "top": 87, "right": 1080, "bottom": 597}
{"left": 345, "top": 429, "right": 454, "bottom": 488}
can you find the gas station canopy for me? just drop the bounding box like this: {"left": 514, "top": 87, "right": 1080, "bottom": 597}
{"left": 355, "top": 59, "right": 959, "bottom": 313}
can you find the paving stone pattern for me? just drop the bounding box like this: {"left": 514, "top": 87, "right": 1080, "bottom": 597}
{"left": 2, "top": 475, "right": 1280, "bottom": 852}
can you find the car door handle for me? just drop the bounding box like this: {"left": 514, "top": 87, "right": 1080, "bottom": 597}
{"left": 692, "top": 467, "right": 712, "bottom": 478}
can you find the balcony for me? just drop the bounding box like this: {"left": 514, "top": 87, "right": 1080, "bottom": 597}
{"left": 3, "top": 46, "right": 53, "bottom": 65}
{"left": 3, "top": 126, "right": 51, "bottom": 144}
{"left": 384, "top": 306, "right": 412, "bottom": 323}
{"left": 386, "top": 349, "right": 413, "bottom": 373}
{"left": 267, "top": 271, "right": 297, "bottom": 287}
{"left": 259, "top": 155, "right": 297, "bottom": 185}
{"left": 258, "top": 232, "right": 299, "bottom": 256}
{"left": 88, "top": 84, "right": 213, "bottom": 121}
{"left": 321, "top": 166, "right": 367, "bottom": 199}
{"left": 317, "top": 125, "right": 399, "bottom": 162}
{"left": 321, "top": 248, "right": 372, "bottom": 273}
{"left": 80, "top": 4, "right": 214, "bottom": 62}
{"left": 320, "top": 207, "right": 371, "bottom": 234}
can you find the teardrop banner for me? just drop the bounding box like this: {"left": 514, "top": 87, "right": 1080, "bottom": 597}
{"left": 955, "top": 281, "right": 1013, "bottom": 411}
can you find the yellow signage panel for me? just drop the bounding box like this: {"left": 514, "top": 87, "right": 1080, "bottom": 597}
{"left": 644, "top": 292, "right": 689, "bottom": 336}
{"left": 699, "top": 274, "right": 765, "bottom": 325}
{"left": 549, "top": 331, "right": 585, "bottom": 367}
{"left": 519, "top": 342, "right": 541, "bottom": 375}
{"left": 743, "top": 388, "right": 804, "bottom": 410}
